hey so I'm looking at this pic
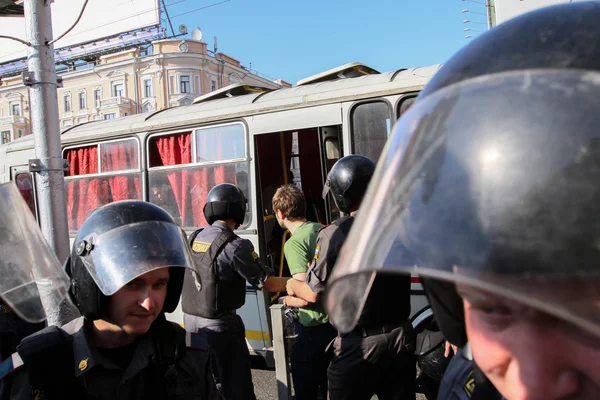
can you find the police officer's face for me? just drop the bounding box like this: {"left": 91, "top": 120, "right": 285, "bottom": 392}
{"left": 105, "top": 268, "right": 170, "bottom": 336}
{"left": 459, "top": 287, "right": 600, "bottom": 400}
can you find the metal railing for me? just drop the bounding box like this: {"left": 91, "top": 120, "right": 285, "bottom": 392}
{"left": 269, "top": 303, "right": 293, "bottom": 400}
{"left": 0, "top": 115, "right": 27, "bottom": 125}
{"left": 100, "top": 96, "right": 131, "bottom": 107}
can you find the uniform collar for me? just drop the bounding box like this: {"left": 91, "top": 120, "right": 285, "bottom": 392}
{"left": 212, "top": 220, "right": 233, "bottom": 231}
{"left": 67, "top": 317, "right": 156, "bottom": 381}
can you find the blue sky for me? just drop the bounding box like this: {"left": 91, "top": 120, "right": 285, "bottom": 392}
{"left": 165, "top": 0, "right": 487, "bottom": 85}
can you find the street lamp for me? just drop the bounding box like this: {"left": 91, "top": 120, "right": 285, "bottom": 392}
{"left": 464, "top": 27, "right": 485, "bottom": 32}
{"left": 462, "top": 9, "right": 487, "bottom": 16}
{"left": 463, "top": 19, "right": 488, "bottom": 25}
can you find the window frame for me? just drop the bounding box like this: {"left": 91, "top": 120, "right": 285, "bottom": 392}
{"left": 112, "top": 81, "right": 125, "bottom": 98}
{"left": 180, "top": 75, "right": 191, "bottom": 94}
{"left": 63, "top": 93, "right": 72, "bottom": 113}
{"left": 395, "top": 93, "right": 419, "bottom": 120}
{"left": 78, "top": 91, "right": 87, "bottom": 110}
{"left": 146, "top": 122, "right": 251, "bottom": 229}
{"left": 10, "top": 103, "right": 21, "bottom": 116}
{"left": 62, "top": 137, "right": 142, "bottom": 179}
{"left": 143, "top": 79, "right": 153, "bottom": 98}
{"left": 349, "top": 98, "right": 394, "bottom": 161}
{"left": 1, "top": 130, "right": 11, "bottom": 144}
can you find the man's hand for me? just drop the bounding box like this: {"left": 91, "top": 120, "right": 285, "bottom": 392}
{"left": 286, "top": 278, "right": 297, "bottom": 296}
{"left": 444, "top": 341, "right": 458, "bottom": 358}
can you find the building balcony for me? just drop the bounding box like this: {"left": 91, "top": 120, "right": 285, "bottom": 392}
{"left": 100, "top": 96, "right": 132, "bottom": 108}
{"left": 0, "top": 115, "right": 27, "bottom": 127}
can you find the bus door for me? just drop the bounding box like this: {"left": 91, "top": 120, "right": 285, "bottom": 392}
{"left": 254, "top": 125, "right": 342, "bottom": 294}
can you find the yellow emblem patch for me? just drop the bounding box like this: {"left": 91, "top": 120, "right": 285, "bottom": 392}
{"left": 192, "top": 241, "right": 211, "bottom": 253}
{"left": 78, "top": 358, "right": 89, "bottom": 372}
{"left": 313, "top": 245, "right": 320, "bottom": 261}
{"left": 464, "top": 371, "right": 475, "bottom": 398}
{"left": 251, "top": 251, "right": 259, "bottom": 261}
{"left": 1, "top": 304, "right": 12, "bottom": 314}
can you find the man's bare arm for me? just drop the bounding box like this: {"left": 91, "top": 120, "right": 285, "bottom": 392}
{"left": 287, "top": 279, "right": 318, "bottom": 304}
{"left": 264, "top": 276, "right": 290, "bottom": 292}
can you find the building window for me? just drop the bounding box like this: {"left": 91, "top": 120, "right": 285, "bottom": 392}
{"left": 103, "top": 113, "right": 116, "bottom": 120}
{"left": 180, "top": 75, "right": 191, "bottom": 94}
{"left": 144, "top": 79, "right": 153, "bottom": 98}
{"left": 11, "top": 103, "right": 21, "bottom": 116}
{"left": 17, "top": 130, "right": 23, "bottom": 138}
{"left": 211, "top": 80, "right": 217, "bottom": 91}
{"left": 79, "top": 91, "right": 87, "bottom": 109}
{"left": 94, "top": 88, "right": 102, "bottom": 107}
{"left": 112, "top": 82, "right": 124, "bottom": 98}
{"left": 64, "top": 94, "right": 72, "bottom": 113}
{"left": 1, "top": 131, "right": 10, "bottom": 144}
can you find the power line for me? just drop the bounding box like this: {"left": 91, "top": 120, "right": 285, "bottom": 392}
{"left": 170, "top": 0, "right": 231, "bottom": 19}
{"left": 48, "top": 0, "right": 89, "bottom": 45}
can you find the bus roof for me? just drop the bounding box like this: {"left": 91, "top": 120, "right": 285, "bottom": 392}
{"left": 5, "top": 63, "right": 442, "bottom": 152}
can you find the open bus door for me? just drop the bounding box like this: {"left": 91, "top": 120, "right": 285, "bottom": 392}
{"left": 254, "top": 125, "right": 342, "bottom": 293}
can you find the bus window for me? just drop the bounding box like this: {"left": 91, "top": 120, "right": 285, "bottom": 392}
{"left": 397, "top": 96, "right": 416, "bottom": 119}
{"left": 351, "top": 101, "right": 392, "bottom": 164}
{"left": 15, "top": 173, "right": 36, "bottom": 215}
{"left": 195, "top": 124, "right": 246, "bottom": 162}
{"left": 147, "top": 123, "right": 250, "bottom": 229}
{"left": 64, "top": 138, "right": 141, "bottom": 231}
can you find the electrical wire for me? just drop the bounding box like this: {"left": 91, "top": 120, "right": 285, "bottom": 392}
{"left": 0, "top": 35, "right": 30, "bottom": 46}
{"left": 170, "top": 0, "right": 231, "bottom": 19}
{"left": 48, "top": 0, "right": 89, "bottom": 45}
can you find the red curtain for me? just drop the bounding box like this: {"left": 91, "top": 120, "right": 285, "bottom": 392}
{"left": 66, "top": 142, "right": 141, "bottom": 231}
{"left": 155, "top": 132, "right": 236, "bottom": 227}
{"left": 101, "top": 141, "right": 141, "bottom": 201}
{"left": 66, "top": 145, "right": 107, "bottom": 230}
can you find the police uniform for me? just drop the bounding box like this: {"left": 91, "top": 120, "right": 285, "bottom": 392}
{"left": 0, "top": 302, "right": 44, "bottom": 361}
{"left": 306, "top": 216, "right": 416, "bottom": 400}
{"left": 0, "top": 316, "right": 219, "bottom": 400}
{"left": 182, "top": 221, "right": 270, "bottom": 400}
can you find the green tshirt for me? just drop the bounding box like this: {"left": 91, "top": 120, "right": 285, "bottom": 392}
{"left": 284, "top": 221, "right": 328, "bottom": 327}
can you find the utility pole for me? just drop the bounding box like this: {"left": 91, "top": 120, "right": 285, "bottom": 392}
{"left": 23, "top": 0, "right": 79, "bottom": 326}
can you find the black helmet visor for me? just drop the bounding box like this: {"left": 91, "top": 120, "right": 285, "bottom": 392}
{"left": 326, "top": 69, "right": 600, "bottom": 337}
{"left": 78, "top": 221, "right": 194, "bottom": 296}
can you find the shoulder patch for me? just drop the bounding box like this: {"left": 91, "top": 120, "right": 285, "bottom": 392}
{"left": 463, "top": 371, "right": 475, "bottom": 398}
{"left": 192, "top": 241, "right": 211, "bottom": 253}
{"left": 185, "top": 332, "right": 209, "bottom": 351}
{"left": 1, "top": 303, "right": 12, "bottom": 314}
{"left": 313, "top": 244, "right": 321, "bottom": 261}
{"left": 251, "top": 250, "right": 259, "bottom": 261}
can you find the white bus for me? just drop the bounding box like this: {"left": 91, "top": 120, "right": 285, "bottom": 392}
{"left": 0, "top": 62, "right": 441, "bottom": 366}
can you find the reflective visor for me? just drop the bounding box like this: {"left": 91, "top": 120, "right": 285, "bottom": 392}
{"left": 79, "top": 221, "right": 194, "bottom": 296}
{"left": 326, "top": 69, "right": 600, "bottom": 336}
{"left": 0, "top": 183, "right": 69, "bottom": 322}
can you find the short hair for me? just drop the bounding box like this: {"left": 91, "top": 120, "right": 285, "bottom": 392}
{"left": 272, "top": 184, "right": 306, "bottom": 220}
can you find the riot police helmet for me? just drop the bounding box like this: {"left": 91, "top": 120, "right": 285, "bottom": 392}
{"left": 326, "top": 2, "right": 600, "bottom": 340}
{"left": 322, "top": 155, "right": 375, "bottom": 214}
{"left": 68, "top": 200, "right": 194, "bottom": 320}
{"left": 203, "top": 183, "right": 247, "bottom": 228}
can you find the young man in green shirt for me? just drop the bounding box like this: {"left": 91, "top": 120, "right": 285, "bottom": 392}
{"left": 272, "top": 185, "right": 337, "bottom": 400}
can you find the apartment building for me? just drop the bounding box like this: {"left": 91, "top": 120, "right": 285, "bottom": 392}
{"left": 0, "top": 39, "right": 290, "bottom": 144}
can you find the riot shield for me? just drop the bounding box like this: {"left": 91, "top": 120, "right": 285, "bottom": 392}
{"left": 0, "top": 182, "right": 69, "bottom": 322}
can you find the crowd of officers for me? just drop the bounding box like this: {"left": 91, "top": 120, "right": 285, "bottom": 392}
{"left": 2, "top": 2, "right": 600, "bottom": 399}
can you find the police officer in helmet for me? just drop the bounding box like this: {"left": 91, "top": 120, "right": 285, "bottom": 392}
{"left": 1, "top": 200, "right": 219, "bottom": 400}
{"left": 326, "top": 3, "right": 600, "bottom": 399}
{"left": 286, "top": 154, "right": 416, "bottom": 400}
{"left": 182, "top": 183, "right": 289, "bottom": 400}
